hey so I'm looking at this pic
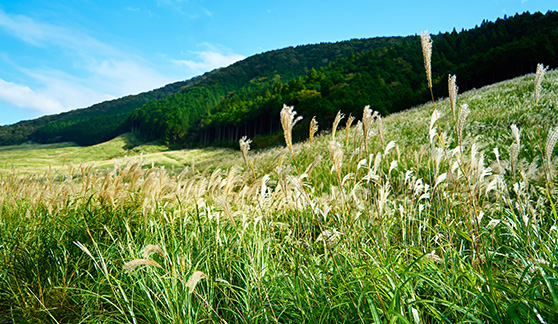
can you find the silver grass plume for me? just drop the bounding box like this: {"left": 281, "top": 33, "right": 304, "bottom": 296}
{"left": 510, "top": 124, "right": 520, "bottom": 174}
{"left": 309, "top": 116, "right": 319, "bottom": 148}
{"left": 329, "top": 140, "right": 344, "bottom": 184}
{"left": 362, "top": 105, "right": 378, "bottom": 151}
{"left": 535, "top": 63, "right": 548, "bottom": 105}
{"left": 377, "top": 115, "right": 385, "bottom": 148}
{"left": 123, "top": 259, "right": 163, "bottom": 274}
{"left": 239, "top": 136, "right": 251, "bottom": 167}
{"left": 186, "top": 271, "right": 208, "bottom": 293}
{"left": 141, "top": 244, "right": 168, "bottom": 260}
{"left": 239, "top": 136, "right": 255, "bottom": 176}
{"left": 332, "top": 111, "right": 345, "bottom": 138}
{"left": 421, "top": 30, "right": 433, "bottom": 90}
{"left": 457, "top": 104, "right": 470, "bottom": 146}
{"left": 429, "top": 109, "right": 440, "bottom": 145}
{"left": 345, "top": 114, "right": 355, "bottom": 148}
{"left": 305, "top": 154, "right": 322, "bottom": 178}
{"left": 281, "top": 104, "right": 303, "bottom": 158}
{"left": 545, "top": 127, "right": 558, "bottom": 182}
{"left": 448, "top": 74, "right": 458, "bottom": 120}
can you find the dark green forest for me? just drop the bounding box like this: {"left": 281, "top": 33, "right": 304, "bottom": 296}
{"left": 1, "top": 11, "right": 557, "bottom": 148}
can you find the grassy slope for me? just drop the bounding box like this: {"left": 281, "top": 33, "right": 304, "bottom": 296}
{"left": 0, "top": 133, "right": 238, "bottom": 175}
{"left": 1, "top": 70, "right": 558, "bottom": 323}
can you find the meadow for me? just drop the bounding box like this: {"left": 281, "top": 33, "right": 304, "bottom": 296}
{"left": 1, "top": 41, "right": 558, "bottom": 322}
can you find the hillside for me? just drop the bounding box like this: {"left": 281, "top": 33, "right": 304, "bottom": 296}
{"left": 0, "top": 11, "right": 557, "bottom": 148}
{"left": 0, "top": 38, "right": 400, "bottom": 146}
{"left": 198, "top": 11, "right": 558, "bottom": 147}
{"left": 118, "top": 10, "right": 558, "bottom": 147}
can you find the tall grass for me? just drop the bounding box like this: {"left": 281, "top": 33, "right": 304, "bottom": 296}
{"left": 1, "top": 45, "right": 558, "bottom": 323}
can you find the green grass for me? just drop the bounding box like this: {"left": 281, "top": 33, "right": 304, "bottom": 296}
{"left": 1, "top": 70, "right": 558, "bottom": 323}
{"left": 0, "top": 133, "right": 238, "bottom": 175}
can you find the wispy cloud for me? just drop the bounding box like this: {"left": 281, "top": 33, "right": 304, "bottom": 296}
{"left": 154, "top": 0, "right": 212, "bottom": 18}
{"left": 0, "top": 10, "right": 173, "bottom": 116}
{"left": 0, "top": 10, "right": 117, "bottom": 54}
{"left": 172, "top": 47, "right": 245, "bottom": 74}
{"left": 0, "top": 78, "right": 64, "bottom": 114}
{"left": 155, "top": 0, "right": 188, "bottom": 14}
{"left": 126, "top": 6, "right": 158, "bottom": 18}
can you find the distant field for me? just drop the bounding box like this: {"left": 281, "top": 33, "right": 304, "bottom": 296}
{"left": 0, "top": 133, "right": 240, "bottom": 175}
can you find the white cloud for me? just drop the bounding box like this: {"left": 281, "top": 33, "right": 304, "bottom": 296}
{"left": 173, "top": 50, "right": 245, "bottom": 73}
{"left": 0, "top": 10, "right": 117, "bottom": 55}
{"left": 155, "top": 0, "right": 188, "bottom": 14}
{"left": 22, "top": 69, "right": 115, "bottom": 109}
{"left": 0, "top": 78, "right": 64, "bottom": 114}
{"left": 0, "top": 10, "right": 174, "bottom": 117}
{"left": 88, "top": 59, "right": 173, "bottom": 95}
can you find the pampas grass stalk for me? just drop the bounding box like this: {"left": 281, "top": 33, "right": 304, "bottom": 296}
{"left": 141, "top": 244, "right": 168, "bottom": 260}
{"left": 421, "top": 31, "right": 433, "bottom": 96}
{"left": 535, "top": 63, "right": 548, "bottom": 105}
{"left": 123, "top": 259, "right": 163, "bottom": 274}
{"left": 329, "top": 140, "right": 344, "bottom": 184}
{"left": 345, "top": 114, "right": 355, "bottom": 148}
{"left": 309, "top": 116, "right": 319, "bottom": 149}
{"left": 362, "top": 105, "right": 377, "bottom": 152}
{"left": 545, "top": 127, "right": 558, "bottom": 182}
{"left": 510, "top": 124, "right": 521, "bottom": 175}
{"left": 328, "top": 140, "right": 351, "bottom": 213}
{"left": 457, "top": 104, "right": 470, "bottom": 148}
{"left": 281, "top": 104, "right": 303, "bottom": 158}
{"left": 448, "top": 74, "right": 458, "bottom": 120}
{"left": 332, "top": 111, "right": 345, "bottom": 139}
{"left": 240, "top": 136, "right": 256, "bottom": 177}
{"left": 186, "top": 271, "right": 208, "bottom": 293}
{"left": 377, "top": 114, "right": 385, "bottom": 148}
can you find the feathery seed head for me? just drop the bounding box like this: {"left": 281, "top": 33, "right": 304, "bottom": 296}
{"left": 457, "top": 104, "right": 470, "bottom": 144}
{"left": 123, "top": 259, "right": 163, "bottom": 274}
{"left": 535, "top": 63, "right": 548, "bottom": 105}
{"left": 345, "top": 114, "right": 355, "bottom": 147}
{"left": 328, "top": 140, "right": 344, "bottom": 180}
{"left": 304, "top": 154, "right": 323, "bottom": 178}
{"left": 141, "top": 244, "right": 167, "bottom": 260}
{"left": 448, "top": 74, "right": 458, "bottom": 119}
{"left": 309, "top": 116, "right": 319, "bottom": 148}
{"left": 239, "top": 136, "right": 252, "bottom": 166}
{"left": 281, "top": 104, "right": 303, "bottom": 158}
{"left": 377, "top": 115, "right": 384, "bottom": 148}
{"left": 429, "top": 109, "right": 440, "bottom": 144}
{"left": 545, "top": 127, "right": 558, "bottom": 179}
{"left": 429, "top": 109, "right": 440, "bottom": 132}
{"left": 510, "top": 124, "right": 520, "bottom": 146}
{"left": 186, "top": 271, "right": 208, "bottom": 293}
{"left": 332, "top": 111, "right": 345, "bottom": 138}
{"left": 510, "top": 124, "right": 521, "bottom": 173}
{"left": 421, "top": 30, "right": 433, "bottom": 89}
{"left": 362, "top": 105, "right": 378, "bottom": 151}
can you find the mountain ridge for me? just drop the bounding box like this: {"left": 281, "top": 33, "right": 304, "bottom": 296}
{"left": 1, "top": 10, "right": 557, "bottom": 147}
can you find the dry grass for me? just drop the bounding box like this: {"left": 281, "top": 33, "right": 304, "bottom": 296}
{"left": 1, "top": 65, "right": 558, "bottom": 323}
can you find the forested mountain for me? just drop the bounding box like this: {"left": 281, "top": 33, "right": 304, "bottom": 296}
{"left": 0, "top": 37, "right": 398, "bottom": 146}
{"left": 196, "top": 10, "right": 558, "bottom": 147}
{"left": 0, "top": 79, "right": 197, "bottom": 146}
{"left": 1, "top": 11, "right": 557, "bottom": 148}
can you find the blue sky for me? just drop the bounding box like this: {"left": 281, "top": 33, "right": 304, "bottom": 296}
{"left": 0, "top": 0, "right": 556, "bottom": 126}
